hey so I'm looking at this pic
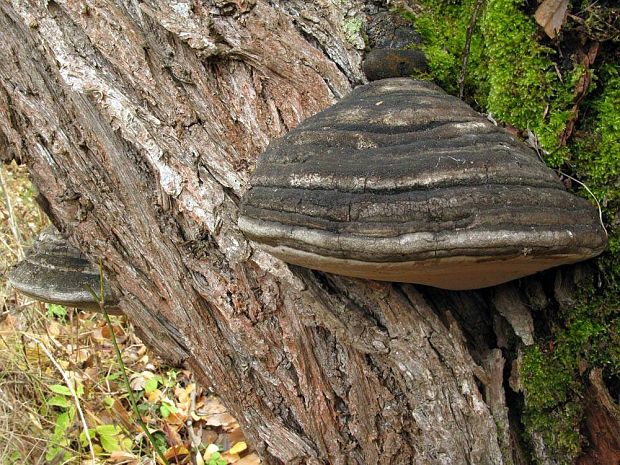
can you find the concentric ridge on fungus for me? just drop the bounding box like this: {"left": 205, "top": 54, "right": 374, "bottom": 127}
{"left": 239, "top": 78, "right": 607, "bottom": 290}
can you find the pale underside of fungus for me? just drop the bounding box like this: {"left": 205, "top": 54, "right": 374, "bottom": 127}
{"left": 9, "top": 227, "right": 119, "bottom": 312}
{"left": 239, "top": 78, "right": 607, "bottom": 290}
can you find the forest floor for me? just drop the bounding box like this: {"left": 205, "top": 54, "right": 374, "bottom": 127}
{"left": 0, "top": 163, "right": 258, "bottom": 464}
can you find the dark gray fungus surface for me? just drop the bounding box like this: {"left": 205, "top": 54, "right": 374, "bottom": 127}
{"left": 239, "top": 78, "right": 607, "bottom": 290}
{"left": 9, "top": 226, "right": 120, "bottom": 312}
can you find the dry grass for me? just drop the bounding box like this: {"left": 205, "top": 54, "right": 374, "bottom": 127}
{"left": 0, "top": 163, "right": 257, "bottom": 465}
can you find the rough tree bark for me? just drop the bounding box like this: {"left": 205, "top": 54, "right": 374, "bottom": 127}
{"left": 0, "top": 1, "right": 615, "bottom": 464}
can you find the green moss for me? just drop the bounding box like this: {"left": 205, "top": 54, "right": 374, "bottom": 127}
{"left": 481, "top": 0, "right": 592, "bottom": 167}
{"left": 520, "top": 295, "right": 619, "bottom": 463}
{"left": 400, "top": 1, "right": 619, "bottom": 463}
{"left": 481, "top": 0, "right": 551, "bottom": 126}
{"left": 402, "top": 0, "right": 488, "bottom": 98}
{"left": 573, "top": 65, "right": 620, "bottom": 287}
{"left": 404, "top": 0, "right": 589, "bottom": 164}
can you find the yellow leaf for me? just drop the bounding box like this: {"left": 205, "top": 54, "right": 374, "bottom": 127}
{"left": 146, "top": 388, "right": 162, "bottom": 404}
{"left": 228, "top": 442, "right": 247, "bottom": 455}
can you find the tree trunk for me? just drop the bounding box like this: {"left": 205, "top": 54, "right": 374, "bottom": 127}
{"left": 0, "top": 2, "right": 613, "bottom": 464}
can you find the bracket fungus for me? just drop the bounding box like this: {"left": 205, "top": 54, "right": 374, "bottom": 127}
{"left": 239, "top": 78, "right": 607, "bottom": 290}
{"left": 9, "top": 227, "right": 120, "bottom": 312}
{"left": 362, "top": 11, "right": 428, "bottom": 82}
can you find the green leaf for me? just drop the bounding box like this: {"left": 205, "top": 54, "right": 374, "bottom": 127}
{"left": 159, "top": 403, "right": 171, "bottom": 418}
{"left": 99, "top": 431, "right": 121, "bottom": 453}
{"left": 50, "top": 384, "right": 72, "bottom": 396}
{"left": 89, "top": 424, "right": 123, "bottom": 453}
{"left": 103, "top": 396, "right": 115, "bottom": 408}
{"left": 159, "top": 400, "right": 178, "bottom": 418}
{"left": 122, "top": 437, "right": 133, "bottom": 450}
{"left": 79, "top": 429, "right": 96, "bottom": 447}
{"left": 150, "top": 432, "right": 167, "bottom": 455}
{"left": 46, "top": 303, "right": 68, "bottom": 319}
{"left": 96, "top": 424, "right": 120, "bottom": 436}
{"left": 164, "top": 370, "right": 177, "bottom": 387}
{"left": 105, "top": 371, "right": 122, "bottom": 382}
{"left": 53, "top": 412, "right": 71, "bottom": 435}
{"left": 144, "top": 377, "right": 159, "bottom": 394}
{"left": 67, "top": 405, "right": 76, "bottom": 421}
{"left": 45, "top": 445, "right": 70, "bottom": 463}
{"left": 48, "top": 395, "right": 71, "bottom": 409}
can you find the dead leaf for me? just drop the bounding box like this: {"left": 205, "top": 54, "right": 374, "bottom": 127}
{"left": 222, "top": 452, "right": 241, "bottom": 463}
{"left": 165, "top": 408, "right": 187, "bottom": 426}
{"left": 110, "top": 399, "right": 134, "bottom": 431}
{"left": 225, "top": 429, "right": 247, "bottom": 447}
{"left": 162, "top": 422, "right": 184, "bottom": 447}
{"left": 559, "top": 42, "right": 599, "bottom": 145}
{"left": 145, "top": 388, "right": 162, "bottom": 404}
{"left": 205, "top": 412, "right": 238, "bottom": 428}
{"left": 201, "top": 429, "right": 219, "bottom": 446}
{"left": 197, "top": 397, "right": 228, "bottom": 417}
{"left": 236, "top": 453, "right": 261, "bottom": 465}
{"left": 535, "top": 0, "right": 569, "bottom": 39}
{"left": 92, "top": 323, "right": 127, "bottom": 344}
{"left": 162, "top": 445, "right": 190, "bottom": 464}
{"left": 129, "top": 370, "right": 156, "bottom": 391}
{"left": 109, "top": 450, "right": 138, "bottom": 464}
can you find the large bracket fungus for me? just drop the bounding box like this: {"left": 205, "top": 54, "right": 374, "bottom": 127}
{"left": 9, "top": 227, "right": 120, "bottom": 312}
{"left": 239, "top": 78, "right": 607, "bottom": 290}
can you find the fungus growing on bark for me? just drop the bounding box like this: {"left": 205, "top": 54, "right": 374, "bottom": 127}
{"left": 9, "top": 227, "right": 120, "bottom": 312}
{"left": 362, "top": 11, "right": 428, "bottom": 81}
{"left": 238, "top": 78, "right": 607, "bottom": 290}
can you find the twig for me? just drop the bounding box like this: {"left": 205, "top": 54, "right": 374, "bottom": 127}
{"left": 186, "top": 382, "right": 203, "bottom": 465}
{"left": 556, "top": 170, "right": 608, "bottom": 238}
{"left": 527, "top": 130, "right": 608, "bottom": 238}
{"left": 0, "top": 165, "right": 24, "bottom": 260}
{"left": 87, "top": 261, "right": 170, "bottom": 465}
{"left": 459, "top": 0, "right": 486, "bottom": 99}
{"left": 21, "top": 332, "right": 96, "bottom": 463}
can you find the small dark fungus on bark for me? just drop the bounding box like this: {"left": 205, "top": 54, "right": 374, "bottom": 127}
{"left": 9, "top": 226, "right": 121, "bottom": 312}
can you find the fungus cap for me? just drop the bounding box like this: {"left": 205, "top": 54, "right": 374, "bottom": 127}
{"left": 239, "top": 78, "right": 607, "bottom": 290}
{"left": 9, "top": 227, "right": 119, "bottom": 312}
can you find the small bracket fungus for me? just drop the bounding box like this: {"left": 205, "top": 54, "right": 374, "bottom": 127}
{"left": 238, "top": 78, "right": 607, "bottom": 290}
{"left": 9, "top": 227, "right": 120, "bottom": 312}
{"left": 362, "top": 11, "right": 428, "bottom": 81}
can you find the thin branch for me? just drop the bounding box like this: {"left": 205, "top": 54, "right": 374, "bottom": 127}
{"left": 459, "top": 0, "right": 486, "bottom": 99}
{"left": 186, "top": 382, "right": 203, "bottom": 465}
{"left": 21, "top": 333, "right": 96, "bottom": 463}
{"left": 556, "top": 170, "right": 608, "bottom": 238}
{"left": 526, "top": 129, "right": 608, "bottom": 238}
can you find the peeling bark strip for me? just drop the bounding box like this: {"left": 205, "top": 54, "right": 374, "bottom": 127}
{"left": 0, "top": 1, "right": 545, "bottom": 463}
